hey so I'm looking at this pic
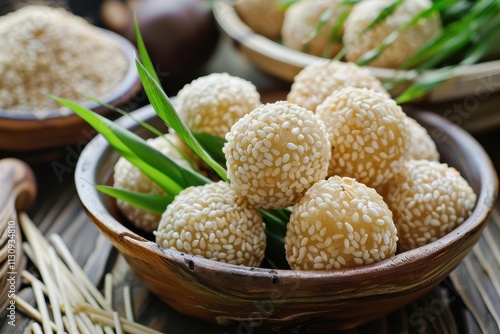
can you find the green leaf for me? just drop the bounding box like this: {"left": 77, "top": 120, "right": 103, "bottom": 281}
{"left": 386, "top": 0, "right": 500, "bottom": 101}
{"left": 395, "top": 67, "right": 453, "bottom": 104}
{"left": 96, "top": 185, "right": 173, "bottom": 215}
{"left": 108, "top": 122, "right": 210, "bottom": 188}
{"left": 277, "top": 0, "right": 300, "bottom": 10}
{"left": 382, "top": 69, "right": 419, "bottom": 91}
{"left": 334, "top": 0, "right": 405, "bottom": 61}
{"left": 356, "top": 0, "right": 455, "bottom": 66}
{"left": 53, "top": 96, "right": 182, "bottom": 195}
{"left": 304, "top": 1, "right": 354, "bottom": 58}
{"left": 260, "top": 209, "right": 288, "bottom": 237}
{"left": 86, "top": 96, "right": 164, "bottom": 138}
{"left": 401, "top": 0, "right": 499, "bottom": 69}
{"left": 439, "top": 0, "right": 474, "bottom": 25}
{"left": 192, "top": 132, "right": 227, "bottom": 164}
{"left": 134, "top": 16, "right": 160, "bottom": 84}
{"left": 460, "top": 18, "right": 500, "bottom": 65}
{"left": 329, "top": 8, "right": 350, "bottom": 44}
{"left": 86, "top": 96, "right": 201, "bottom": 172}
{"left": 363, "top": 0, "right": 405, "bottom": 33}
{"left": 413, "top": 11, "right": 495, "bottom": 71}
{"left": 135, "top": 59, "right": 228, "bottom": 181}
{"left": 264, "top": 229, "right": 289, "bottom": 270}
{"left": 304, "top": 5, "right": 336, "bottom": 44}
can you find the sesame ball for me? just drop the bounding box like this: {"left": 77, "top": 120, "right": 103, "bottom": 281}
{"left": 281, "top": 0, "right": 345, "bottom": 58}
{"left": 224, "top": 101, "right": 331, "bottom": 209}
{"left": 385, "top": 160, "right": 476, "bottom": 251}
{"left": 285, "top": 176, "right": 398, "bottom": 270}
{"left": 235, "top": 0, "right": 285, "bottom": 40}
{"left": 343, "top": 0, "right": 442, "bottom": 68}
{"left": 113, "top": 134, "right": 194, "bottom": 232}
{"left": 316, "top": 87, "right": 408, "bottom": 189}
{"left": 287, "top": 60, "right": 388, "bottom": 112}
{"left": 405, "top": 116, "right": 439, "bottom": 161}
{"left": 154, "top": 181, "right": 266, "bottom": 267}
{"left": 176, "top": 73, "right": 261, "bottom": 138}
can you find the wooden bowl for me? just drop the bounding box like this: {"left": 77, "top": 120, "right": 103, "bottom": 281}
{"left": 213, "top": 0, "right": 500, "bottom": 103}
{"left": 75, "top": 105, "right": 498, "bottom": 331}
{"left": 0, "top": 29, "right": 141, "bottom": 153}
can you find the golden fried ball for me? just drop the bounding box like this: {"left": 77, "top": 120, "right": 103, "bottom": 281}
{"left": 285, "top": 176, "right": 398, "bottom": 270}
{"left": 287, "top": 60, "right": 388, "bottom": 112}
{"left": 235, "top": 0, "right": 285, "bottom": 40}
{"left": 281, "top": 0, "right": 345, "bottom": 58}
{"left": 224, "top": 101, "right": 331, "bottom": 209}
{"left": 316, "top": 87, "right": 408, "bottom": 189}
{"left": 155, "top": 181, "right": 266, "bottom": 267}
{"left": 385, "top": 159, "right": 476, "bottom": 251}
{"left": 343, "top": 0, "right": 442, "bottom": 68}
{"left": 176, "top": 72, "right": 261, "bottom": 138}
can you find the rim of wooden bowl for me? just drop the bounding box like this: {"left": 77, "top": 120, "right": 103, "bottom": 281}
{"left": 0, "top": 28, "right": 141, "bottom": 152}
{"left": 75, "top": 104, "right": 498, "bottom": 285}
{"left": 212, "top": 0, "right": 500, "bottom": 103}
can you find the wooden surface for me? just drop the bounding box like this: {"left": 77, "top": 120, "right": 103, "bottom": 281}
{"left": 1, "top": 33, "right": 500, "bottom": 334}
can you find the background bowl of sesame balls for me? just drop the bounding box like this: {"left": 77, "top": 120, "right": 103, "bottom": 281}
{"left": 213, "top": 0, "right": 500, "bottom": 104}
{"left": 0, "top": 6, "right": 141, "bottom": 155}
{"left": 75, "top": 69, "right": 497, "bottom": 330}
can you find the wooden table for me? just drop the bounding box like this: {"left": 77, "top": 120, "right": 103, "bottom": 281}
{"left": 1, "top": 38, "right": 500, "bottom": 334}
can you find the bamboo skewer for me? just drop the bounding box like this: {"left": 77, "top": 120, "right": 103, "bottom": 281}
{"left": 17, "top": 212, "right": 165, "bottom": 334}
{"left": 76, "top": 303, "right": 163, "bottom": 334}
{"left": 31, "top": 322, "right": 44, "bottom": 334}
{"left": 123, "top": 285, "right": 134, "bottom": 322}
{"left": 12, "top": 295, "right": 57, "bottom": 332}
{"left": 49, "top": 246, "right": 78, "bottom": 334}
{"left": 50, "top": 234, "right": 113, "bottom": 312}
{"left": 32, "top": 280, "right": 53, "bottom": 334}
{"left": 22, "top": 217, "right": 65, "bottom": 333}
{"left": 114, "top": 312, "right": 123, "bottom": 334}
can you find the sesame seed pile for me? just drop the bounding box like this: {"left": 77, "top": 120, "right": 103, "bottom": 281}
{"left": 223, "top": 101, "right": 331, "bottom": 209}
{"left": 285, "top": 176, "right": 398, "bottom": 270}
{"left": 0, "top": 5, "right": 127, "bottom": 114}
{"left": 316, "top": 87, "right": 408, "bottom": 189}
{"left": 176, "top": 72, "right": 261, "bottom": 139}
{"left": 384, "top": 160, "right": 476, "bottom": 251}
{"left": 287, "top": 60, "right": 388, "bottom": 112}
{"left": 155, "top": 181, "right": 266, "bottom": 267}
{"left": 113, "top": 135, "right": 193, "bottom": 233}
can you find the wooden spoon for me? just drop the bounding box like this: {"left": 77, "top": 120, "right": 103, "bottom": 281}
{"left": 0, "top": 158, "right": 37, "bottom": 315}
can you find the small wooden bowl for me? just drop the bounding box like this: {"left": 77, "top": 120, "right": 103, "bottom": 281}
{"left": 0, "top": 29, "right": 141, "bottom": 153}
{"left": 213, "top": 0, "right": 500, "bottom": 103}
{"left": 75, "top": 105, "right": 497, "bottom": 331}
